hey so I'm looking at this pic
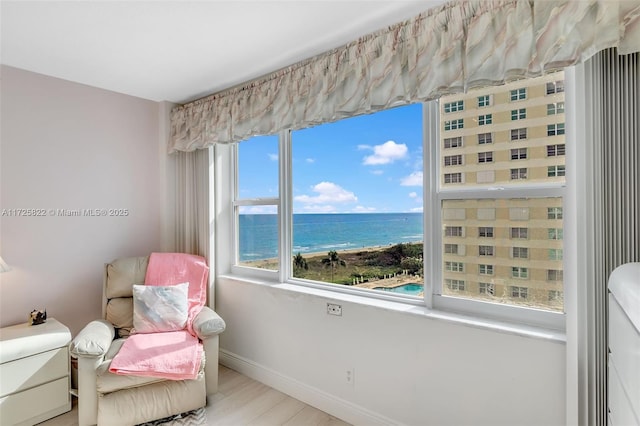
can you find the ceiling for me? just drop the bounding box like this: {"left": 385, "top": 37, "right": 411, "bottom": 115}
{"left": 1, "top": 1, "right": 446, "bottom": 104}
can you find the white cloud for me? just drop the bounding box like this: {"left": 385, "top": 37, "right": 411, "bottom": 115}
{"left": 371, "top": 170, "right": 384, "bottom": 175}
{"left": 306, "top": 158, "right": 315, "bottom": 163}
{"left": 362, "top": 140, "right": 408, "bottom": 165}
{"left": 295, "top": 182, "right": 358, "bottom": 205}
{"left": 410, "top": 206, "right": 424, "bottom": 213}
{"left": 298, "top": 204, "right": 336, "bottom": 213}
{"left": 242, "top": 205, "right": 278, "bottom": 214}
{"left": 408, "top": 192, "right": 417, "bottom": 198}
{"left": 353, "top": 205, "right": 377, "bottom": 213}
{"left": 268, "top": 153, "right": 278, "bottom": 161}
{"left": 400, "top": 171, "right": 423, "bottom": 186}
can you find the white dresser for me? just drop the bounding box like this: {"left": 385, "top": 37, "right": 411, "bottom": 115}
{"left": 608, "top": 263, "right": 640, "bottom": 426}
{"left": 0, "top": 318, "right": 72, "bottom": 425}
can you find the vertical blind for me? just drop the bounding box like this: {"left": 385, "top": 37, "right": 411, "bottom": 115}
{"left": 584, "top": 48, "right": 639, "bottom": 426}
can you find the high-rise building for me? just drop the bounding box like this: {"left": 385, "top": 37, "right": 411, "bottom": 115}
{"left": 439, "top": 71, "right": 565, "bottom": 311}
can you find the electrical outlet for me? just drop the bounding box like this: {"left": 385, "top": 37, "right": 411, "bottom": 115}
{"left": 327, "top": 303, "right": 342, "bottom": 316}
{"left": 346, "top": 368, "right": 354, "bottom": 386}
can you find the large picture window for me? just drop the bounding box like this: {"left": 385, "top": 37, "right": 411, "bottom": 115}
{"left": 230, "top": 70, "right": 567, "bottom": 326}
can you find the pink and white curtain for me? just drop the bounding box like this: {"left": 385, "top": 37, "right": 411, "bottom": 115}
{"left": 169, "top": 0, "right": 640, "bottom": 152}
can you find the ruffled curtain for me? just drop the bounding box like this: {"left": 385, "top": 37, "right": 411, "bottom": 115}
{"left": 169, "top": 0, "right": 640, "bottom": 152}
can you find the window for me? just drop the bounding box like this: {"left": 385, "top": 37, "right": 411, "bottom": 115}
{"left": 446, "top": 279, "right": 465, "bottom": 291}
{"left": 549, "top": 290, "right": 563, "bottom": 301}
{"left": 444, "top": 243, "right": 459, "bottom": 254}
{"left": 512, "top": 247, "right": 529, "bottom": 259}
{"left": 478, "top": 227, "right": 494, "bottom": 238}
{"left": 511, "top": 227, "right": 528, "bottom": 239}
{"left": 548, "top": 228, "right": 563, "bottom": 240}
{"left": 548, "top": 207, "right": 563, "bottom": 219}
{"left": 510, "top": 168, "right": 527, "bottom": 180}
{"left": 479, "top": 264, "right": 494, "bottom": 275}
{"left": 445, "top": 261, "right": 464, "bottom": 272}
{"left": 478, "top": 114, "right": 492, "bottom": 125}
{"left": 547, "top": 144, "right": 566, "bottom": 156}
{"left": 548, "top": 123, "right": 565, "bottom": 136}
{"left": 476, "top": 170, "right": 495, "bottom": 184}
{"left": 547, "top": 102, "right": 565, "bottom": 115}
{"left": 444, "top": 154, "right": 463, "bottom": 166}
{"left": 479, "top": 282, "right": 495, "bottom": 295}
{"left": 546, "top": 80, "right": 565, "bottom": 94}
{"left": 445, "top": 226, "right": 463, "bottom": 237}
{"left": 444, "top": 173, "right": 463, "bottom": 184}
{"left": 511, "top": 128, "right": 527, "bottom": 140}
{"left": 547, "top": 269, "right": 564, "bottom": 281}
{"left": 478, "top": 133, "right": 493, "bottom": 144}
{"left": 548, "top": 249, "right": 563, "bottom": 260}
{"left": 444, "top": 136, "right": 463, "bottom": 149}
{"left": 478, "top": 245, "right": 494, "bottom": 256}
{"left": 548, "top": 165, "right": 566, "bottom": 177}
{"left": 512, "top": 267, "right": 528, "bottom": 279}
{"left": 510, "top": 88, "right": 526, "bottom": 101}
{"left": 445, "top": 119, "right": 464, "bottom": 130}
{"left": 511, "top": 148, "right": 527, "bottom": 160}
{"left": 235, "top": 135, "right": 280, "bottom": 270}
{"left": 477, "top": 95, "right": 491, "bottom": 107}
{"left": 478, "top": 152, "right": 493, "bottom": 163}
{"left": 511, "top": 286, "right": 528, "bottom": 299}
{"left": 511, "top": 108, "right": 526, "bottom": 120}
{"left": 444, "top": 100, "right": 464, "bottom": 113}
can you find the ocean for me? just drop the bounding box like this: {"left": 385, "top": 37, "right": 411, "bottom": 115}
{"left": 239, "top": 213, "right": 423, "bottom": 261}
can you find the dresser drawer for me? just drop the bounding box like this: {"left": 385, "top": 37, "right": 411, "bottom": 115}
{"left": 0, "top": 376, "right": 70, "bottom": 426}
{"left": 0, "top": 347, "right": 69, "bottom": 397}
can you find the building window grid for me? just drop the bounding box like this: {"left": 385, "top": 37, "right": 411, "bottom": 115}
{"left": 479, "top": 282, "right": 495, "bottom": 295}
{"left": 444, "top": 154, "right": 463, "bottom": 166}
{"left": 478, "top": 151, "right": 494, "bottom": 163}
{"left": 444, "top": 243, "right": 459, "bottom": 254}
{"left": 444, "top": 100, "right": 464, "bottom": 113}
{"left": 511, "top": 148, "right": 527, "bottom": 160}
{"left": 512, "top": 267, "right": 529, "bottom": 279}
{"left": 478, "top": 245, "right": 494, "bottom": 256}
{"left": 477, "top": 95, "right": 491, "bottom": 107}
{"left": 548, "top": 249, "right": 563, "bottom": 260}
{"left": 479, "top": 264, "right": 494, "bottom": 275}
{"left": 510, "top": 168, "right": 527, "bottom": 180}
{"left": 512, "top": 247, "right": 529, "bottom": 259}
{"left": 546, "top": 80, "right": 565, "bottom": 94}
{"left": 511, "top": 227, "right": 528, "bottom": 239}
{"left": 547, "top": 144, "right": 566, "bottom": 156}
{"left": 547, "top": 123, "right": 566, "bottom": 136}
{"left": 547, "top": 269, "right": 564, "bottom": 281}
{"left": 547, "top": 102, "right": 565, "bottom": 115}
{"left": 446, "top": 279, "right": 466, "bottom": 291}
{"left": 510, "top": 88, "right": 527, "bottom": 101}
{"left": 444, "top": 136, "right": 463, "bottom": 149}
{"left": 548, "top": 165, "right": 566, "bottom": 177}
{"left": 548, "top": 207, "right": 563, "bottom": 219}
{"left": 478, "top": 227, "right": 494, "bottom": 238}
{"left": 478, "top": 133, "right": 493, "bottom": 144}
{"left": 511, "top": 108, "right": 527, "bottom": 120}
{"left": 548, "top": 228, "right": 563, "bottom": 240}
{"left": 444, "top": 173, "right": 463, "bottom": 184}
{"left": 549, "top": 290, "right": 563, "bottom": 301}
{"left": 445, "top": 261, "right": 464, "bottom": 272}
{"left": 445, "top": 119, "right": 464, "bottom": 131}
{"left": 511, "top": 128, "right": 527, "bottom": 140}
{"left": 445, "top": 226, "right": 463, "bottom": 237}
{"left": 511, "top": 286, "right": 529, "bottom": 299}
{"left": 478, "top": 114, "right": 493, "bottom": 125}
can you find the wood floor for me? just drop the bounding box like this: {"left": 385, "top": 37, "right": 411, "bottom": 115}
{"left": 39, "top": 365, "right": 351, "bottom": 426}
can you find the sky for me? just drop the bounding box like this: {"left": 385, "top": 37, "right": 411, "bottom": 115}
{"left": 238, "top": 103, "right": 424, "bottom": 214}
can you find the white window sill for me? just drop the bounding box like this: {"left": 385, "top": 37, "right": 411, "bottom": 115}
{"left": 218, "top": 274, "right": 566, "bottom": 344}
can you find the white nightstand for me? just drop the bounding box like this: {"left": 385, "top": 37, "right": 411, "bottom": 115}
{"left": 0, "top": 318, "right": 72, "bottom": 425}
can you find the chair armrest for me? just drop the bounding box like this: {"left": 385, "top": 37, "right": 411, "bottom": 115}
{"left": 193, "top": 307, "right": 226, "bottom": 339}
{"left": 69, "top": 319, "right": 115, "bottom": 358}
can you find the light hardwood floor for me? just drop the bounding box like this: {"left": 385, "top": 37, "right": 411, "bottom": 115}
{"left": 39, "top": 365, "right": 351, "bottom": 426}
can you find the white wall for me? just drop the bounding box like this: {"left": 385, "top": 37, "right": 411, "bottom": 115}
{"left": 0, "top": 66, "right": 163, "bottom": 335}
{"left": 217, "top": 276, "right": 566, "bottom": 426}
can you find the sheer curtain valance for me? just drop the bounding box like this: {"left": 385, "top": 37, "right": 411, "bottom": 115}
{"left": 169, "top": 0, "right": 640, "bottom": 152}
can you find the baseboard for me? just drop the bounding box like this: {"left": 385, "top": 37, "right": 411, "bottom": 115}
{"left": 219, "top": 349, "right": 403, "bottom": 426}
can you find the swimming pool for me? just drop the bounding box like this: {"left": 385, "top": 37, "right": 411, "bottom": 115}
{"left": 373, "top": 283, "right": 424, "bottom": 296}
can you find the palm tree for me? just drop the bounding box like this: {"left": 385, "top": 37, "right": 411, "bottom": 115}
{"left": 322, "top": 250, "right": 346, "bottom": 282}
{"left": 293, "top": 252, "right": 308, "bottom": 275}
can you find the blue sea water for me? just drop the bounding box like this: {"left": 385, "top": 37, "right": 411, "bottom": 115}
{"left": 239, "top": 213, "right": 423, "bottom": 261}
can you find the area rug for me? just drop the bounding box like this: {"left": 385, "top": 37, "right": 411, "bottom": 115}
{"left": 137, "top": 408, "right": 207, "bottom": 426}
